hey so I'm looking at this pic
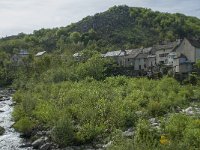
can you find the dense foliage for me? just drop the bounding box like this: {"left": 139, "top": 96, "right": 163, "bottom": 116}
{"left": 1, "top": 5, "right": 200, "bottom": 149}
{"left": 0, "top": 5, "right": 200, "bottom": 56}
{"left": 12, "top": 73, "right": 200, "bottom": 149}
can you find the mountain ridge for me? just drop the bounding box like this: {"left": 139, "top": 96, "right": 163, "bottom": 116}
{"left": 0, "top": 5, "right": 200, "bottom": 53}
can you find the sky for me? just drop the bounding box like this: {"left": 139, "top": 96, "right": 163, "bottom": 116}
{"left": 0, "top": 0, "right": 200, "bottom": 37}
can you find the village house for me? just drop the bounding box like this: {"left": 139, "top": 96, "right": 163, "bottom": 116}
{"left": 11, "top": 49, "right": 30, "bottom": 66}
{"left": 73, "top": 38, "right": 200, "bottom": 77}
{"left": 165, "top": 38, "right": 200, "bottom": 75}
{"left": 175, "top": 38, "right": 200, "bottom": 63}
{"left": 103, "top": 50, "right": 126, "bottom": 66}
{"left": 103, "top": 47, "right": 157, "bottom": 74}
{"left": 154, "top": 40, "right": 181, "bottom": 65}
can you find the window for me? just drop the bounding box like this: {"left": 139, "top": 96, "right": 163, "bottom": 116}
{"left": 159, "top": 53, "right": 169, "bottom": 57}
{"left": 159, "top": 54, "right": 165, "bottom": 57}
{"left": 139, "top": 65, "right": 141, "bottom": 70}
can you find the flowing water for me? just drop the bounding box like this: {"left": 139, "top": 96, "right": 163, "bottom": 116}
{"left": 0, "top": 89, "right": 30, "bottom": 150}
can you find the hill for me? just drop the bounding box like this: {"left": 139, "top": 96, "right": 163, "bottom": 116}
{"left": 0, "top": 5, "right": 200, "bottom": 54}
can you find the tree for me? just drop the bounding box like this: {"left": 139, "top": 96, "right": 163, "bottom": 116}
{"left": 70, "top": 32, "right": 81, "bottom": 44}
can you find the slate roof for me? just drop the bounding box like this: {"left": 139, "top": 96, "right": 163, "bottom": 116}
{"left": 19, "top": 50, "right": 29, "bottom": 55}
{"left": 104, "top": 50, "right": 126, "bottom": 57}
{"left": 142, "top": 47, "right": 153, "bottom": 53}
{"left": 187, "top": 38, "right": 200, "bottom": 48}
{"left": 136, "top": 53, "right": 148, "bottom": 59}
{"left": 125, "top": 48, "right": 142, "bottom": 58}
{"left": 154, "top": 41, "right": 180, "bottom": 51}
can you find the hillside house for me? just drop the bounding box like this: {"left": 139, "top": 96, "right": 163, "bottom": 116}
{"left": 173, "top": 53, "right": 192, "bottom": 74}
{"left": 103, "top": 50, "right": 126, "bottom": 66}
{"left": 154, "top": 40, "right": 181, "bottom": 64}
{"left": 11, "top": 50, "right": 29, "bottom": 66}
{"left": 165, "top": 38, "right": 200, "bottom": 75}
{"left": 123, "top": 48, "right": 142, "bottom": 67}
{"left": 175, "top": 38, "right": 200, "bottom": 63}
{"left": 73, "top": 38, "right": 200, "bottom": 77}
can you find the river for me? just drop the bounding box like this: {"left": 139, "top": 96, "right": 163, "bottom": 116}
{"left": 0, "top": 89, "right": 31, "bottom": 150}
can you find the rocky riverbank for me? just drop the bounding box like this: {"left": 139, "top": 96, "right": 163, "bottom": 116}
{"left": 0, "top": 88, "right": 32, "bottom": 150}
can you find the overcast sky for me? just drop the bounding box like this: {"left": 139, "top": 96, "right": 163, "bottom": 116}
{"left": 0, "top": 0, "right": 199, "bottom": 37}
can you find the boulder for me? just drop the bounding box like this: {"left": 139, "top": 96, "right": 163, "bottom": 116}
{"left": 19, "top": 143, "right": 32, "bottom": 148}
{"left": 103, "top": 141, "right": 112, "bottom": 148}
{"left": 32, "top": 137, "right": 45, "bottom": 149}
{"left": 183, "top": 107, "right": 194, "bottom": 115}
{"left": 39, "top": 143, "right": 51, "bottom": 150}
{"left": 122, "top": 128, "right": 134, "bottom": 137}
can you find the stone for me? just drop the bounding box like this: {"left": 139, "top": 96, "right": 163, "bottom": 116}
{"left": 32, "top": 137, "right": 45, "bottom": 149}
{"left": 19, "top": 143, "right": 32, "bottom": 148}
{"left": 39, "top": 143, "right": 51, "bottom": 150}
{"left": 183, "top": 107, "right": 194, "bottom": 115}
{"left": 103, "top": 141, "right": 112, "bottom": 148}
{"left": 149, "top": 118, "right": 156, "bottom": 124}
{"left": 122, "top": 128, "right": 134, "bottom": 137}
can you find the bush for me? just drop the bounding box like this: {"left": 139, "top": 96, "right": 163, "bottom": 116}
{"left": 14, "top": 117, "right": 36, "bottom": 136}
{"left": 51, "top": 117, "right": 74, "bottom": 147}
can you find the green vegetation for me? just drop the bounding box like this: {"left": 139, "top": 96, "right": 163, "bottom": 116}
{"left": 0, "top": 126, "right": 5, "bottom": 135}
{"left": 0, "top": 5, "right": 200, "bottom": 149}
{"left": 1, "top": 5, "right": 200, "bottom": 56}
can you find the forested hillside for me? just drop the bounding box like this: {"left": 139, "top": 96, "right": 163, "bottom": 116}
{"left": 0, "top": 5, "right": 200, "bottom": 55}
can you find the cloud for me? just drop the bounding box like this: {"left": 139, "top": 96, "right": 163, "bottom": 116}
{"left": 0, "top": 0, "right": 199, "bottom": 37}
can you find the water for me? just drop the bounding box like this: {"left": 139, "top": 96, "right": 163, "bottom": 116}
{"left": 0, "top": 90, "right": 30, "bottom": 150}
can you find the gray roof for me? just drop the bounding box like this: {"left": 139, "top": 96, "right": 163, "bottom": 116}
{"left": 136, "top": 53, "right": 148, "bottom": 59}
{"left": 142, "top": 47, "right": 152, "bottom": 53}
{"left": 125, "top": 48, "right": 142, "bottom": 59}
{"left": 187, "top": 38, "right": 200, "bottom": 48}
{"left": 154, "top": 41, "right": 180, "bottom": 51}
{"left": 19, "top": 50, "right": 29, "bottom": 55}
{"left": 104, "top": 50, "right": 126, "bottom": 57}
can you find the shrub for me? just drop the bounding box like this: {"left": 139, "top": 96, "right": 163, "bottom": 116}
{"left": 134, "top": 119, "right": 159, "bottom": 149}
{"left": 14, "top": 117, "right": 36, "bottom": 136}
{"left": 51, "top": 117, "right": 74, "bottom": 147}
{"left": 165, "top": 114, "right": 190, "bottom": 140}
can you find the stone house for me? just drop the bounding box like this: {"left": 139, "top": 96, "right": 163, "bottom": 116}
{"left": 103, "top": 50, "right": 126, "bottom": 66}
{"left": 164, "top": 38, "right": 200, "bottom": 75}
{"left": 154, "top": 40, "right": 181, "bottom": 64}
{"left": 11, "top": 50, "right": 29, "bottom": 66}
{"left": 123, "top": 48, "right": 142, "bottom": 68}
{"left": 175, "top": 38, "right": 200, "bottom": 63}
{"left": 173, "top": 53, "right": 192, "bottom": 74}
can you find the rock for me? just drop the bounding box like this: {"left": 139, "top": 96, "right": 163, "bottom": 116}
{"left": 103, "top": 141, "right": 112, "bottom": 148}
{"left": 183, "top": 107, "right": 194, "bottom": 115}
{"left": 0, "top": 110, "right": 4, "bottom": 113}
{"left": 19, "top": 143, "right": 32, "bottom": 148}
{"left": 0, "top": 126, "right": 5, "bottom": 135}
{"left": 65, "top": 147, "right": 74, "bottom": 150}
{"left": 135, "top": 111, "right": 143, "bottom": 116}
{"left": 122, "top": 128, "right": 134, "bottom": 137}
{"left": 0, "top": 97, "right": 10, "bottom": 101}
{"left": 32, "top": 137, "right": 45, "bottom": 149}
{"left": 39, "top": 143, "right": 51, "bottom": 150}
